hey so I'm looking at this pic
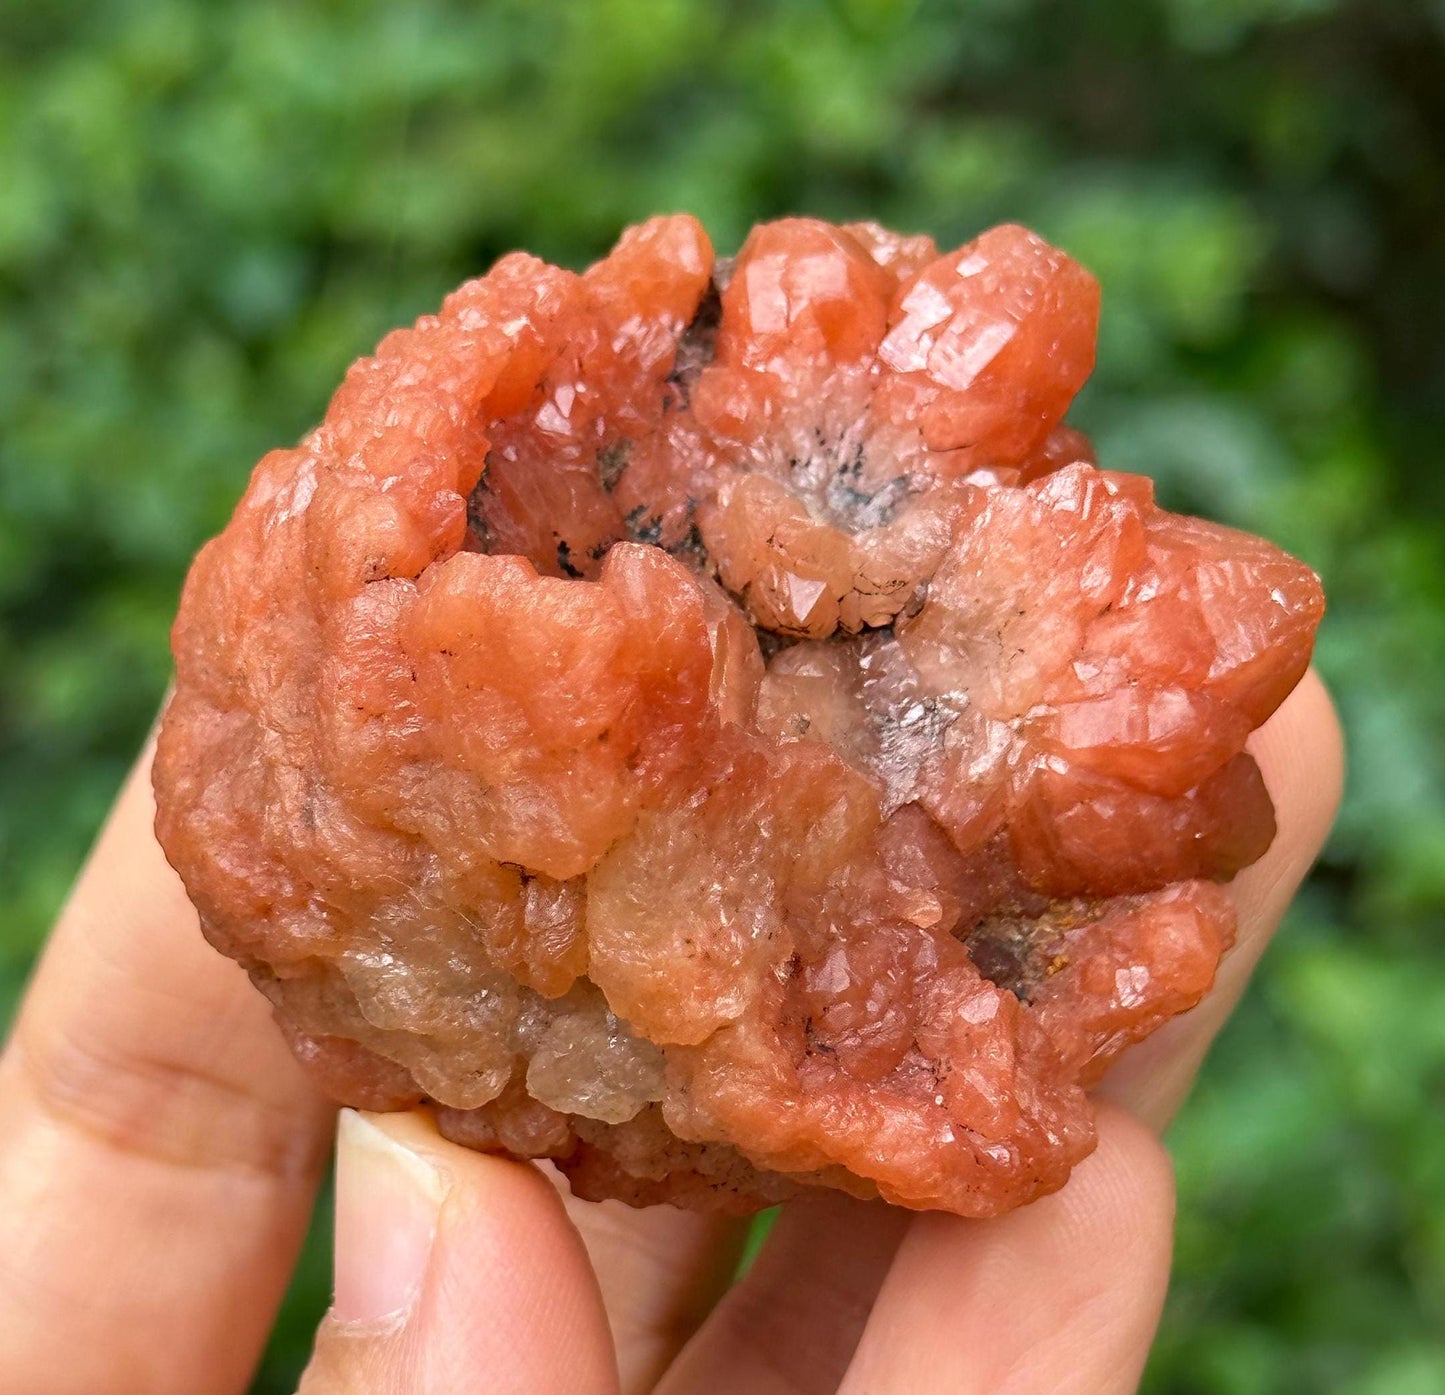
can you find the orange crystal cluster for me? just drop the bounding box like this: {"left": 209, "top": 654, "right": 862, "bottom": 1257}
{"left": 153, "top": 216, "right": 1323, "bottom": 1216}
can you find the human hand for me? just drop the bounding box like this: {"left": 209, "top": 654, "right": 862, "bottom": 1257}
{"left": 0, "top": 672, "right": 1341, "bottom": 1395}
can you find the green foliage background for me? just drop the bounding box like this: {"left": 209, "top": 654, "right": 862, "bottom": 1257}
{"left": 2, "top": 1, "right": 1443, "bottom": 1390}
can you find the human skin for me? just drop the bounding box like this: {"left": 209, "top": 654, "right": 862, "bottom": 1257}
{"left": 0, "top": 671, "right": 1340, "bottom": 1395}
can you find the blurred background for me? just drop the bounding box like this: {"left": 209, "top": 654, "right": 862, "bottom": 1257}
{"left": 2, "top": 0, "right": 1442, "bottom": 1390}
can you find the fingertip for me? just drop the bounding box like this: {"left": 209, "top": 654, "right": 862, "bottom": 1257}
{"left": 1096, "top": 667, "right": 1343, "bottom": 1132}
{"left": 331, "top": 1111, "right": 447, "bottom": 1328}
{"left": 1221, "top": 665, "right": 1345, "bottom": 1009}
{"left": 1236, "top": 666, "right": 1344, "bottom": 928}
{"left": 350, "top": 1107, "right": 609, "bottom": 1332}
{"left": 303, "top": 1109, "right": 618, "bottom": 1395}
{"left": 913, "top": 1103, "right": 1174, "bottom": 1271}
{"left": 1252, "top": 668, "right": 1344, "bottom": 851}
{"left": 354, "top": 1107, "right": 566, "bottom": 1224}
{"left": 839, "top": 1104, "right": 1175, "bottom": 1395}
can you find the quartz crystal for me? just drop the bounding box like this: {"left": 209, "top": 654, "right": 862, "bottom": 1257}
{"left": 153, "top": 217, "right": 1323, "bottom": 1216}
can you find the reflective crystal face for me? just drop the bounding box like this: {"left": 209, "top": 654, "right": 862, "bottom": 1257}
{"left": 154, "top": 216, "right": 1323, "bottom": 1216}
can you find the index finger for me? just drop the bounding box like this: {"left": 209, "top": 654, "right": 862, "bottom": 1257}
{"left": 0, "top": 743, "right": 336, "bottom": 1395}
{"left": 1096, "top": 667, "right": 1345, "bottom": 1129}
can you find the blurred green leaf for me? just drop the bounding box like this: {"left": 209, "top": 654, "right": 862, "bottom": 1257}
{"left": 2, "top": 3, "right": 1443, "bottom": 1392}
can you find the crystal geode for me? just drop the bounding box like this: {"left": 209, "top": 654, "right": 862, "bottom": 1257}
{"left": 153, "top": 216, "right": 1323, "bottom": 1216}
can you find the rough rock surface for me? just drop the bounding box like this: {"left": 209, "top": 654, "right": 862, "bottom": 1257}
{"left": 153, "top": 216, "right": 1323, "bottom": 1216}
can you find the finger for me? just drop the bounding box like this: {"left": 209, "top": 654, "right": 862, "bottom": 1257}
{"left": 839, "top": 1103, "right": 1174, "bottom": 1395}
{"left": 0, "top": 744, "right": 336, "bottom": 1395}
{"left": 298, "top": 1110, "right": 617, "bottom": 1395}
{"left": 654, "top": 1194, "right": 910, "bottom": 1395}
{"left": 552, "top": 1182, "right": 748, "bottom": 1395}
{"left": 1097, "top": 667, "right": 1344, "bottom": 1129}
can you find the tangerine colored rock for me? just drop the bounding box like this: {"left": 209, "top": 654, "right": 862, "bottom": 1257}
{"left": 153, "top": 216, "right": 1324, "bottom": 1216}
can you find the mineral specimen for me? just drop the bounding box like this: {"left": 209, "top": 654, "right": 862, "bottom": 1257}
{"left": 153, "top": 216, "right": 1323, "bottom": 1216}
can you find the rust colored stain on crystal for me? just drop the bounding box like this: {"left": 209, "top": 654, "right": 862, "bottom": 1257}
{"left": 153, "top": 217, "right": 1323, "bottom": 1216}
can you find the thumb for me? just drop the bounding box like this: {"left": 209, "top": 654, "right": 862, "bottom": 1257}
{"left": 297, "top": 1110, "right": 618, "bottom": 1395}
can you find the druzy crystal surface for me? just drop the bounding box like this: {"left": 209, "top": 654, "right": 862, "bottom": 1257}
{"left": 153, "top": 216, "right": 1323, "bottom": 1216}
